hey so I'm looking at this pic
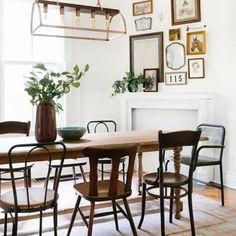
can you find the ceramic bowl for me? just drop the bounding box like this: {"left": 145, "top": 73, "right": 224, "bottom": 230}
{"left": 57, "top": 127, "right": 86, "bottom": 141}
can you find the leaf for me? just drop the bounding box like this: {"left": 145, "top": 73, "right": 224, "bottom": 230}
{"left": 84, "top": 64, "right": 89, "bottom": 72}
{"left": 33, "top": 63, "right": 47, "bottom": 71}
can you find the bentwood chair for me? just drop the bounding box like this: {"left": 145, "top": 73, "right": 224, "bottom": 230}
{"left": 87, "top": 120, "right": 126, "bottom": 182}
{"left": 138, "top": 130, "right": 201, "bottom": 236}
{"left": 0, "top": 142, "right": 66, "bottom": 236}
{"left": 0, "top": 121, "right": 33, "bottom": 193}
{"left": 67, "top": 144, "right": 139, "bottom": 236}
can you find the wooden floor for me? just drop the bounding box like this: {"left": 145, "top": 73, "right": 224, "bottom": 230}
{"left": 193, "top": 182, "right": 236, "bottom": 208}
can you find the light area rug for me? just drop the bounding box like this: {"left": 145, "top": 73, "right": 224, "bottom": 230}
{"left": 2, "top": 193, "right": 236, "bottom": 236}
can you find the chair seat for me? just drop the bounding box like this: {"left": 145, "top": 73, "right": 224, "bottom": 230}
{"left": 0, "top": 163, "right": 34, "bottom": 171}
{"left": 181, "top": 155, "right": 220, "bottom": 166}
{"left": 51, "top": 159, "right": 87, "bottom": 168}
{"left": 98, "top": 157, "right": 126, "bottom": 164}
{"left": 0, "top": 187, "right": 57, "bottom": 210}
{"left": 143, "top": 172, "right": 188, "bottom": 187}
{"left": 74, "top": 180, "right": 130, "bottom": 201}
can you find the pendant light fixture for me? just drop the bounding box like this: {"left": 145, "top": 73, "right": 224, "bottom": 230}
{"left": 31, "top": 0, "right": 127, "bottom": 41}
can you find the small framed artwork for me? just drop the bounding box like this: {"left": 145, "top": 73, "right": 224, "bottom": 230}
{"left": 187, "top": 30, "right": 206, "bottom": 55}
{"left": 143, "top": 68, "right": 158, "bottom": 92}
{"left": 135, "top": 17, "right": 152, "bottom": 31}
{"left": 171, "top": 0, "right": 201, "bottom": 25}
{"left": 133, "top": 0, "right": 153, "bottom": 16}
{"left": 165, "top": 72, "right": 187, "bottom": 85}
{"left": 169, "top": 28, "right": 181, "bottom": 41}
{"left": 188, "top": 58, "right": 205, "bottom": 79}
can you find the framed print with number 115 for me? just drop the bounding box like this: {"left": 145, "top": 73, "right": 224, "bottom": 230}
{"left": 165, "top": 72, "right": 187, "bottom": 85}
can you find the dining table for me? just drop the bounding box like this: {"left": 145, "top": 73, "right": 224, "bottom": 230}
{"left": 0, "top": 129, "right": 184, "bottom": 219}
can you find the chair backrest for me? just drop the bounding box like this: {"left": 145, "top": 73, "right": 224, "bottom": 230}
{"left": 0, "top": 121, "right": 31, "bottom": 136}
{"left": 82, "top": 144, "right": 139, "bottom": 197}
{"left": 7, "top": 142, "right": 66, "bottom": 211}
{"left": 159, "top": 130, "right": 201, "bottom": 182}
{"left": 197, "top": 123, "right": 225, "bottom": 161}
{"left": 87, "top": 120, "right": 117, "bottom": 133}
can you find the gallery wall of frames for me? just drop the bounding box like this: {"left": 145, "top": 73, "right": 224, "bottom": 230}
{"left": 131, "top": 0, "right": 206, "bottom": 90}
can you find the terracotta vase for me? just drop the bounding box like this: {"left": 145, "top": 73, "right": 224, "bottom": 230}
{"left": 35, "top": 101, "right": 57, "bottom": 142}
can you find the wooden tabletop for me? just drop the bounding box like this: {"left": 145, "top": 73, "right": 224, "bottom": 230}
{"left": 0, "top": 130, "right": 160, "bottom": 164}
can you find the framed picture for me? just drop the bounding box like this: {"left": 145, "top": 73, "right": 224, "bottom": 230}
{"left": 130, "top": 32, "right": 164, "bottom": 82}
{"left": 143, "top": 68, "right": 158, "bottom": 92}
{"left": 186, "top": 30, "right": 206, "bottom": 55}
{"left": 188, "top": 58, "right": 205, "bottom": 79}
{"left": 171, "top": 0, "right": 201, "bottom": 25}
{"left": 133, "top": 0, "right": 153, "bottom": 16}
{"left": 169, "top": 28, "right": 181, "bottom": 41}
{"left": 135, "top": 17, "right": 152, "bottom": 31}
{"left": 165, "top": 72, "right": 187, "bottom": 85}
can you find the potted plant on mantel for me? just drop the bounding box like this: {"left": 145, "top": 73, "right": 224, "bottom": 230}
{"left": 24, "top": 63, "right": 89, "bottom": 142}
{"left": 112, "top": 72, "right": 145, "bottom": 95}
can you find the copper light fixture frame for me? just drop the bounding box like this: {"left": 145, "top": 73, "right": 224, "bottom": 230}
{"left": 31, "top": 0, "right": 127, "bottom": 41}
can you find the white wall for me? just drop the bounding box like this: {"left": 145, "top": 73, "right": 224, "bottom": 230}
{"left": 65, "top": 0, "right": 236, "bottom": 188}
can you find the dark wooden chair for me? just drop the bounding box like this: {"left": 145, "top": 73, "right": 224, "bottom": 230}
{"left": 0, "top": 121, "right": 32, "bottom": 192}
{"left": 165, "top": 123, "right": 226, "bottom": 206}
{"left": 0, "top": 142, "right": 66, "bottom": 236}
{"left": 138, "top": 129, "right": 201, "bottom": 236}
{"left": 67, "top": 144, "right": 139, "bottom": 236}
{"left": 87, "top": 120, "right": 126, "bottom": 182}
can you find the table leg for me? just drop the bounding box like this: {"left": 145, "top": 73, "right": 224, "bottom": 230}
{"left": 173, "top": 146, "right": 183, "bottom": 219}
{"left": 138, "top": 152, "right": 143, "bottom": 195}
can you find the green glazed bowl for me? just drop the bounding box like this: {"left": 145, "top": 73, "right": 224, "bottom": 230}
{"left": 57, "top": 127, "right": 86, "bottom": 141}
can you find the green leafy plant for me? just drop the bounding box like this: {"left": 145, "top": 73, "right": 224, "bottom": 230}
{"left": 112, "top": 72, "right": 145, "bottom": 95}
{"left": 24, "top": 63, "right": 89, "bottom": 111}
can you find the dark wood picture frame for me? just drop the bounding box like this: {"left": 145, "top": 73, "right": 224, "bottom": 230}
{"left": 171, "top": 0, "right": 201, "bottom": 25}
{"left": 188, "top": 58, "right": 205, "bottom": 79}
{"left": 143, "top": 68, "right": 158, "bottom": 92}
{"left": 133, "top": 0, "right": 153, "bottom": 16}
{"left": 129, "top": 32, "right": 164, "bottom": 82}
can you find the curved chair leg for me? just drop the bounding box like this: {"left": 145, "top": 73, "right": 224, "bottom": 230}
{"left": 4, "top": 212, "right": 7, "bottom": 236}
{"left": 72, "top": 166, "right": 77, "bottom": 185}
{"left": 219, "top": 163, "right": 224, "bottom": 206}
{"left": 188, "top": 192, "right": 196, "bottom": 236}
{"left": 88, "top": 202, "right": 95, "bottom": 236}
{"left": 123, "top": 198, "right": 137, "bottom": 236}
{"left": 112, "top": 200, "right": 119, "bottom": 231}
{"left": 138, "top": 182, "right": 146, "bottom": 229}
{"left": 53, "top": 167, "right": 59, "bottom": 190}
{"left": 12, "top": 213, "right": 18, "bottom": 236}
{"left": 122, "top": 161, "right": 125, "bottom": 182}
{"left": 39, "top": 210, "right": 43, "bottom": 236}
{"left": 79, "top": 165, "right": 87, "bottom": 182}
{"left": 53, "top": 204, "right": 58, "bottom": 236}
{"left": 169, "top": 187, "right": 174, "bottom": 223}
{"left": 28, "top": 168, "right": 32, "bottom": 187}
{"left": 101, "top": 163, "right": 104, "bottom": 180}
{"left": 165, "top": 160, "right": 170, "bottom": 172}
{"left": 67, "top": 196, "right": 81, "bottom": 236}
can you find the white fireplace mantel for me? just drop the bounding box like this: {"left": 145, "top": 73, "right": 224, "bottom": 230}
{"left": 118, "top": 92, "right": 215, "bottom": 131}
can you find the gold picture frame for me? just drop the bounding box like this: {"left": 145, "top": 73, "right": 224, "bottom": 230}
{"left": 186, "top": 30, "right": 206, "bottom": 55}
{"left": 171, "top": 0, "right": 201, "bottom": 25}
{"left": 133, "top": 0, "right": 153, "bottom": 16}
